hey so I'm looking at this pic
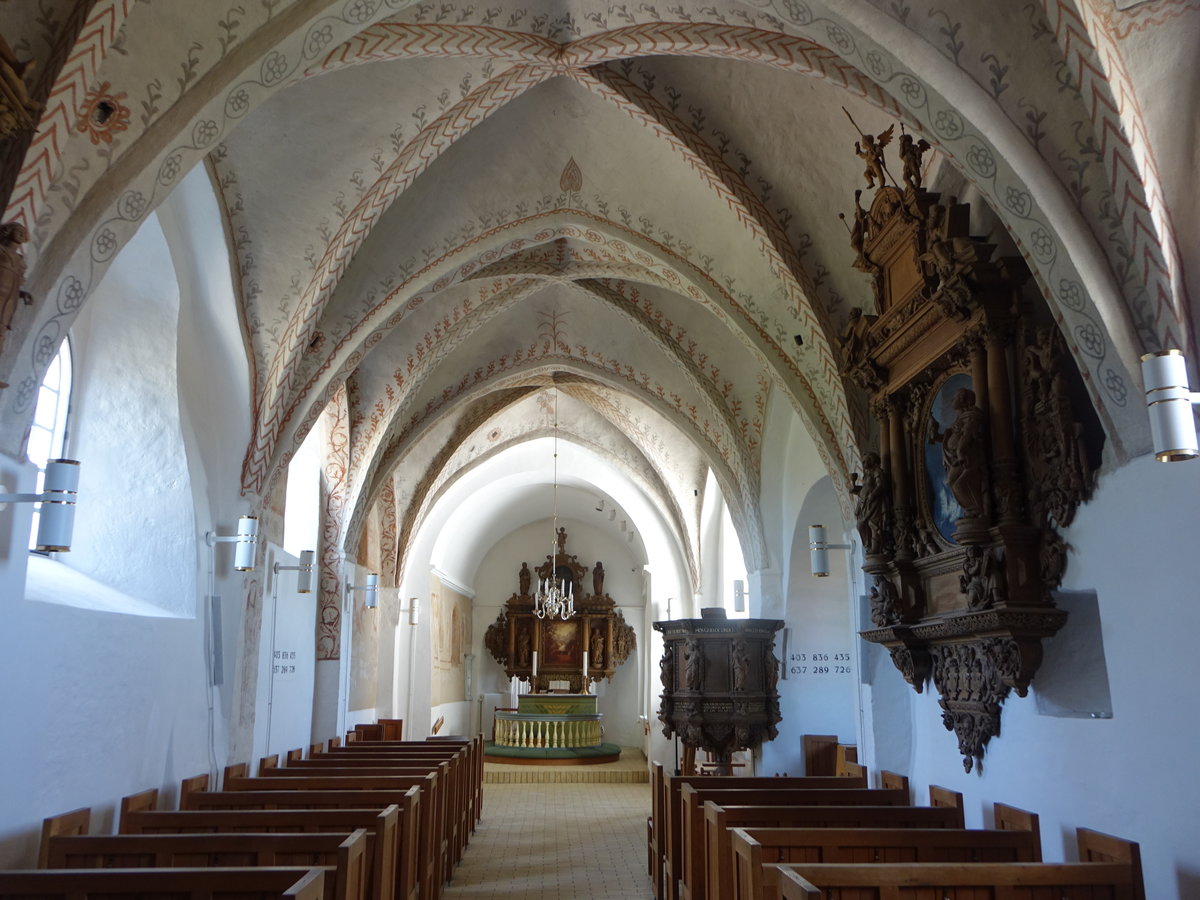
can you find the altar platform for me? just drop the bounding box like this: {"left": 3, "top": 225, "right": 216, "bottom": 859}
{"left": 484, "top": 746, "right": 646, "bottom": 782}
{"left": 487, "top": 693, "right": 624, "bottom": 767}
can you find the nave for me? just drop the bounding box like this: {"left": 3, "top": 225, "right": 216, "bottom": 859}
{"left": 442, "top": 782, "right": 650, "bottom": 900}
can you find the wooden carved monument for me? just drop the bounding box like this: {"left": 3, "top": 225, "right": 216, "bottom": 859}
{"left": 483, "top": 528, "right": 635, "bottom": 692}
{"left": 654, "top": 609, "right": 783, "bottom": 774}
{"left": 838, "top": 123, "right": 1102, "bottom": 770}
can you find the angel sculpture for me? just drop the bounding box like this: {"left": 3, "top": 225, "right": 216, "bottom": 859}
{"left": 899, "top": 131, "right": 931, "bottom": 191}
{"left": 855, "top": 124, "right": 894, "bottom": 189}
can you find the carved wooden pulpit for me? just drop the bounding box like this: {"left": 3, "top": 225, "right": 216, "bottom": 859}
{"left": 654, "top": 609, "right": 783, "bottom": 775}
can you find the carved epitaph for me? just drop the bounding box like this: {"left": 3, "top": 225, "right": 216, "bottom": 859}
{"left": 838, "top": 128, "right": 1102, "bottom": 770}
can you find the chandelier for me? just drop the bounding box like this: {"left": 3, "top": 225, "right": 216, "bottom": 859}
{"left": 534, "top": 385, "right": 575, "bottom": 620}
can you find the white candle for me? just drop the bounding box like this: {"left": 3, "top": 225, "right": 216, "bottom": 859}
{"left": 532, "top": 651, "right": 538, "bottom": 678}
{"left": 510, "top": 676, "right": 517, "bottom": 708}
{"left": 583, "top": 650, "right": 588, "bottom": 675}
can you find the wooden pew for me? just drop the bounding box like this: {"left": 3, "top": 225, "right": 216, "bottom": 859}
{"left": 227, "top": 766, "right": 453, "bottom": 888}
{"left": 122, "top": 802, "right": 412, "bottom": 900}
{"left": 774, "top": 860, "right": 1139, "bottom": 899}
{"left": 702, "top": 803, "right": 966, "bottom": 900}
{"left": 184, "top": 787, "right": 437, "bottom": 900}
{"left": 0, "top": 866, "right": 327, "bottom": 899}
{"left": 116, "top": 789, "right": 157, "bottom": 833}
{"left": 292, "top": 752, "right": 470, "bottom": 863}
{"left": 43, "top": 829, "right": 369, "bottom": 900}
{"left": 659, "top": 773, "right": 867, "bottom": 900}
{"left": 681, "top": 786, "right": 907, "bottom": 900}
{"left": 1079, "top": 827, "right": 1145, "bottom": 900}
{"left": 732, "top": 826, "right": 1042, "bottom": 900}
{"left": 36, "top": 809, "right": 89, "bottom": 868}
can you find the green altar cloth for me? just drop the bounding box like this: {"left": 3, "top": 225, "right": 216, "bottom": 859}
{"left": 517, "top": 694, "right": 598, "bottom": 715}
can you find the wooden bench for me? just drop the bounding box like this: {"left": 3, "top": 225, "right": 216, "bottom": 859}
{"left": 43, "top": 829, "right": 368, "bottom": 900}
{"left": 680, "top": 786, "right": 908, "bottom": 900}
{"left": 0, "top": 866, "right": 328, "bottom": 899}
{"left": 182, "top": 789, "right": 436, "bottom": 900}
{"left": 775, "top": 861, "right": 1139, "bottom": 899}
{"left": 289, "top": 753, "right": 471, "bottom": 863}
{"left": 655, "top": 771, "right": 868, "bottom": 900}
{"left": 702, "top": 802, "right": 966, "bottom": 900}
{"left": 222, "top": 771, "right": 447, "bottom": 885}
{"left": 121, "top": 803, "right": 412, "bottom": 900}
{"left": 732, "top": 826, "right": 1042, "bottom": 900}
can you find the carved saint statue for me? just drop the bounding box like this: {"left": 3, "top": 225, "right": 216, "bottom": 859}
{"left": 898, "top": 131, "right": 930, "bottom": 191}
{"left": 659, "top": 643, "right": 674, "bottom": 690}
{"left": 590, "top": 624, "right": 604, "bottom": 668}
{"left": 518, "top": 562, "right": 531, "bottom": 596}
{"left": 851, "top": 450, "right": 890, "bottom": 556}
{"left": 592, "top": 560, "right": 605, "bottom": 596}
{"left": 0, "top": 34, "right": 41, "bottom": 140}
{"left": 517, "top": 629, "right": 531, "bottom": 668}
{"left": 838, "top": 306, "right": 875, "bottom": 366}
{"left": 0, "top": 221, "right": 33, "bottom": 354}
{"left": 731, "top": 639, "right": 751, "bottom": 692}
{"left": 682, "top": 638, "right": 704, "bottom": 690}
{"left": 930, "top": 387, "right": 989, "bottom": 519}
{"left": 854, "top": 124, "right": 893, "bottom": 189}
{"left": 556, "top": 526, "right": 567, "bottom": 554}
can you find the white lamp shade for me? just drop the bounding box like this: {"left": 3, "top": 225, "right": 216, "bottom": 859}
{"left": 409, "top": 596, "right": 420, "bottom": 626}
{"left": 809, "top": 524, "right": 830, "bottom": 577}
{"left": 364, "top": 573, "right": 379, "bottom": 608}
{"left": 35, "top": 458, "right": 80, "bottom": 552}
{"left": 234, "top": 515, "right": 259, "bottom": 571}
{"left": 733, "top": 579, "right": 746, "bottom": 612}
{"left": 1142, "top": 351, "right": 1199, "bottom": 461}
{"left": 296, "top": 549, "right": 315, "bottom": 594}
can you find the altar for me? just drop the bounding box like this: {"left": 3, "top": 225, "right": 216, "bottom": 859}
{"left": 493, "top": 694, "right": 604, "bottom": 751}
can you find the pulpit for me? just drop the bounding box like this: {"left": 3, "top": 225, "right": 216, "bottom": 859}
{"left": 654, "top": 608, "right": 783, "bottom": 774}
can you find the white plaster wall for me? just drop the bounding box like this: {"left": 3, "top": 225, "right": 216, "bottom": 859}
{"left": 469, "top": 518, "right": 648, "bottom": 748}
{"left": 862, "top": 455, "right": 1200, "bottom": 898}
{"left": 64, "top": 213, "right": 196, "bottom": 614}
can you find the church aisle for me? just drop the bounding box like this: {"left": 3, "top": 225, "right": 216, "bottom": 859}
{"left": 443, "top": 781, "right": 652, "bottom": 899}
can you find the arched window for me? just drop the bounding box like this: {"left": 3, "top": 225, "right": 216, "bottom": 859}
{"left": 28, "top": 338, "right": 72, "bottom": 551}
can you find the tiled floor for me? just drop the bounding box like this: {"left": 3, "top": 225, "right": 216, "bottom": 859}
{"left": 444, "top": 781, "right": 653, "bottom": 899}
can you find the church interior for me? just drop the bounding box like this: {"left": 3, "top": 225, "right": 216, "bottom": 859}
{"left": 0, "top": 1, "right": 1198, "bottom": 897}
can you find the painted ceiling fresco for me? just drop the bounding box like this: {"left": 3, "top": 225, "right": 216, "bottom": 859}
{"left": 3, "top": 0, "right": 1197, "bottom": 588}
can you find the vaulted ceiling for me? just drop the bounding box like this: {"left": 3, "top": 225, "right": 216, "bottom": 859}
{"left": 3, "top": 0, "right": 1196, "bottom": 582}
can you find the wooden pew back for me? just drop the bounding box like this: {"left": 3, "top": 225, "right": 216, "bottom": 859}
{"left": 732, "top": 826, "right": 1042, "bottom": 900}
{"left": 774, "top": 861, "right": 1138, "bottom": 899}
{"left": 121, "top": 803, "right": 412, "bottom": 900}
{"left": 0, "top": 866, "right": 328, "bottom": 900}
{"left": 681, "top": 786, "right": 907, "bottom": 900}
{"left": 44, "top": 829, "right": 368, "bottom": 900}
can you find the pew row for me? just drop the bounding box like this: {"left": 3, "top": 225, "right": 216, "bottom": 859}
{"left": 680, "top": 786, "right": 908, "bottom": 900}
{"left": 731, "top": 826, "right": 1042, "bottom": 900}
{"left": 42, "top": 829, "right": 368, "bottom": 900}
{"left": 0, "top": 866, "right": 328, "bottom": 900}
{"left": 701, "top": 802, "right": 966, "bottom": 900}
{"left": 775, "top": 861, "right": 1138, "bottom": 899}
{"left": 122, "top": 804, "right": 410, "bottom": 900}
{"left": 181, "top": 789, "right": 435, "bottom": 900}
{"left": 650, "top": 765, "right": 868, "bottom": 900}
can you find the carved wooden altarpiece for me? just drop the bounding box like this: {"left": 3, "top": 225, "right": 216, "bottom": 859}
{"left": 839, "top": 133, "right": 1103, "bottom": 771}
{"left": 483, "top": 528, "right": 636, "bottom": 692}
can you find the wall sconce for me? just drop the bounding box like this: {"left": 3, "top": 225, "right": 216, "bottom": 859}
{"left": 206, "top": 515, "right": 258, "bottom": 571}
{"left": 347, "top": 573, "right": 379, "bottom": 608}
{"left": 808, "top": 524, "right": 852, "bottom": 577}
{"left": 733, "top": 579, "right": 747, "bottom": 612}
{"left": 1141, "top": 350, "right": 1200, "bottom": 461}
{"left": 273, "top": 549, "right": 315, "bottom": 593}
{"left": 0, "top": 458, "right": 81, "bottom": 551}
{"left": 407, "top": 596, "right": 420, "bottom": 626}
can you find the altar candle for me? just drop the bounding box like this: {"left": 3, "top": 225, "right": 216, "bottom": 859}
{"left": 510, "top": 677, "right": 517, "bottom": 708}
{"left": 532, "top": 651, "right": 538, "bottom": 678}
{"left": 583, "top": 651, "right": 588, "bottom": 675}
